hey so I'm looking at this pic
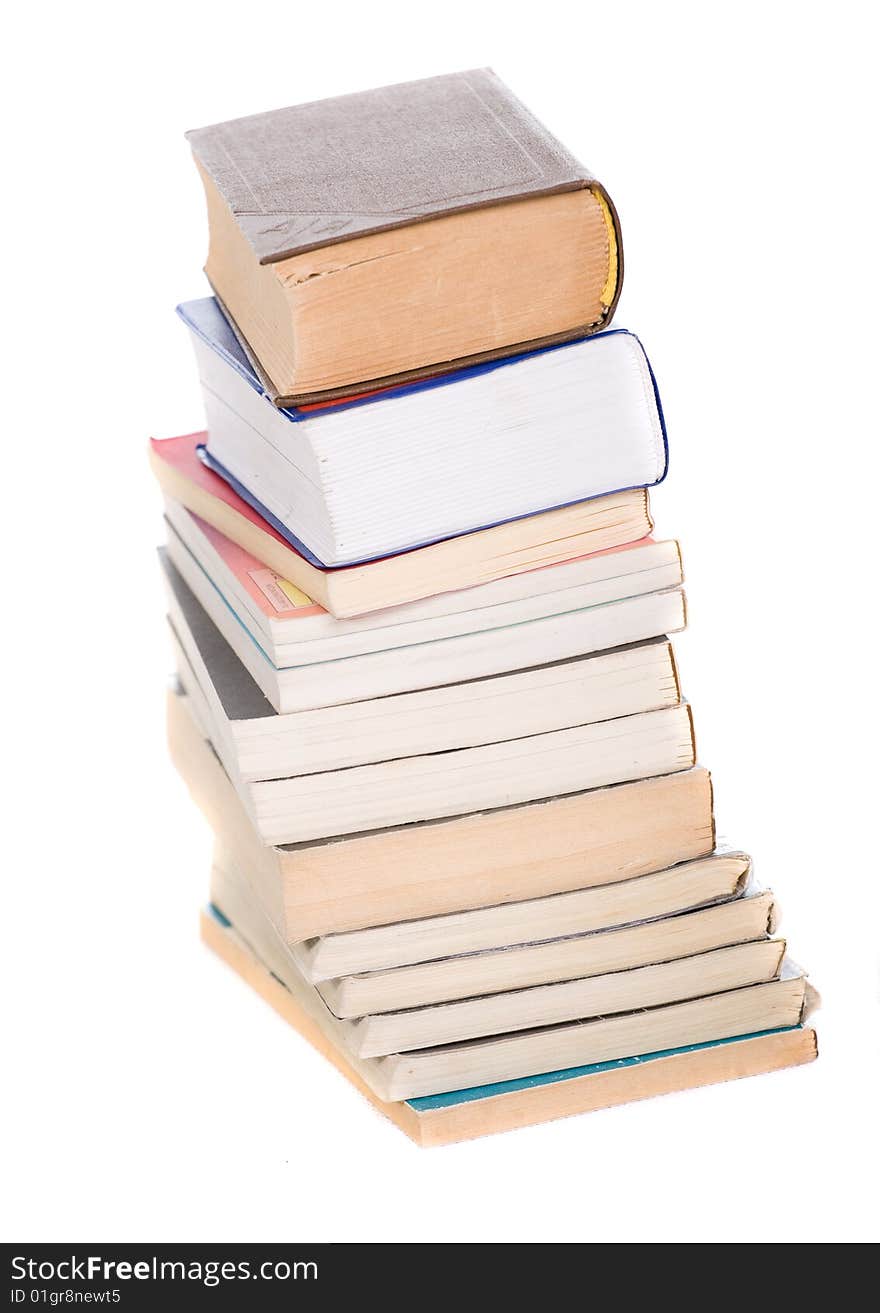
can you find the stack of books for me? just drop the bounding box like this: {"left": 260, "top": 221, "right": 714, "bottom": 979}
{"left": 152, "top": 69, "right": 817, "bottom": 1146}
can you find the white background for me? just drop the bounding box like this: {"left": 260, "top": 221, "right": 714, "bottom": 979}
{"left": 3, "top": 1, "right": 878, "bottom": 1244}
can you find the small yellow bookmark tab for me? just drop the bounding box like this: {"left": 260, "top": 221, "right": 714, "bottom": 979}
{"left": 248, "top": 568, "right": 314, "bottom": 611}
{"left": 277, "top": 577, "right": 314, "bottom": 608}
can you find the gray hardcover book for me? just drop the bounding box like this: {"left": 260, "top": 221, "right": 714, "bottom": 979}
{"left": 186, "top": 68, "right": 620, "bottom": 265}
{"left": 186, "top": 69, "right": 623, "bottom": 404}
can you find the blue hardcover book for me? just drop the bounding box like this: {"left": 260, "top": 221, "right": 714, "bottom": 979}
{"left": 178, "top": 297, "right": 668, "bottom": 569}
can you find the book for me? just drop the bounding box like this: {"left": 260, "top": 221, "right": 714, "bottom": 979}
{"left": 167, "top": 687, "right": 715, "bottom": 939}
{"left": 150, "top": 434, "right": 653, "bottom": 618}
{"left": 207, "top": 857, "right": 813, "bottom": 1103}
{"left": 294, "top": 850, "right": 762, "bottom": 980}
{"left": 213, "top": 845, "right": 785, "bottom": 1058}
{"left": 157, "top": 73, "right": 822, "bottom": 1142}
{"left": 175, "top": 634, "right": 696, "bottom": 846}
{"left": 346, "top": 970, "right": 812, "bottom": 1102}
{"left": 167, "top": 547, "right": 682, "bottom": 778}
{"left": 164, "top": 526, "right": 686, "bottom": 714}
{"left": 180, "top": 296, "right": 666, "bottom": 565}
{"left": 163, "top": 547, "right": 685, "bottom": 769}
{"left": 186, "top": 70, "right": 622, "bottom": 403}
{"left": 165, "top": 500, "right": 684, "bottom": 669}
{"left": 309, "top": 945, "right": 787, "bottom": 1059}
{"left": 313, "top": 886, "right": 779, "bottom": 1017}
{"left": 202, "top": 907, "right": 818, "bottom": 1147}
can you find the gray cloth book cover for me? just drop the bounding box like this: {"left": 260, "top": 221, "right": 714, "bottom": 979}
{"left": 186, "top": 68, "right": 617, "bottom": 263}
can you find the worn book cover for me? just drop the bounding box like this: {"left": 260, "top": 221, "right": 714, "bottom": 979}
{"left": 186, "top": 69, "right": 623, "bottom": 402}
{"left": 186, "top": 68, "right": 622, "bottom": 268}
